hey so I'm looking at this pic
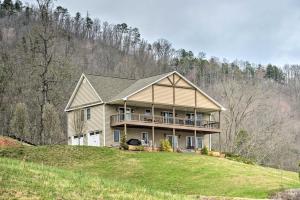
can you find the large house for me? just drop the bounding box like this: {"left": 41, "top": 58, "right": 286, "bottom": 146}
{"left": 65, "top": 71, "right": 225, "bottom": 151}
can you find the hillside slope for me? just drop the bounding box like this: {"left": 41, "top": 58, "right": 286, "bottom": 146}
{"left": 0, "top": 146, "right": 299, "bottom": 199}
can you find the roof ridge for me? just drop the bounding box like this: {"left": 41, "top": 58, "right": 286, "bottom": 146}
{"left": 86, "top": 71, "right": 173, "bottom": 81}
{"left": 139, "top": 71, "right": 173, "bottom": 79}
{"left": 86, "top": 73, "right": 137, "bottom": 80}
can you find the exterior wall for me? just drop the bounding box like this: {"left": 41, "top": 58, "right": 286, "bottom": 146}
{"left": 69, "top": 76, "right": 101, "bottom": 109}
{"left": 110, "top": 127, "right": 210, "bottom": 149}
{"left": 67, "top": 104, "right": 104, "bottom": 146}
{"left": 105, "top": 104, "right": 117, "bottom": 146}
{"left": 126, "top": 74, "right": 221, "bottom": 111}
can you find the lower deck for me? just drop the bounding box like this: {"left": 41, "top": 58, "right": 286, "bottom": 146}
{"left": 110, "top": 127, "right": 212, "bottom": 150}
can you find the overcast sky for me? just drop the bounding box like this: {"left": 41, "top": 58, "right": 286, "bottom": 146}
{"left": 24, "top": 0, "right": 300, "bottom": 66}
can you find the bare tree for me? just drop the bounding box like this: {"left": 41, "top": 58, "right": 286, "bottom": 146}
{"left": 72, "top": 109, "right": 86, "bottom": 146}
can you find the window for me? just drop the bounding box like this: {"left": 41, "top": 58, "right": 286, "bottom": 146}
{"left": 86, "top": 107, "right": 91, "bottom": 120}
{"left": 80, "top": 109, "right": 85, "bottom": 121}
{"left": 113, "top": 130, "right": 120, "bottom": 142}
{"left": 145, "top": 109, "right": 151, "bottom": 115}
{"left": 186, "top": 136, "right": 194, "bottom": 149}
{"left": 196, "top": 137, "right": 203, "bottom": 149}
{"left": 141, "top": 132, "right": 149, "bottom": 144}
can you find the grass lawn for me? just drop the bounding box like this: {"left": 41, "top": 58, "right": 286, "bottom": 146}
{"left": 0, "top": 145, "right": 299, "bottom": 199}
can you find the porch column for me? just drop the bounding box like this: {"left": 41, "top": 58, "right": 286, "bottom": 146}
{"left": 152, "top": 103, "right": 155, "bottom": 150}
{"left": 194, "top": 108, "right": 197, "bottom": 152}
{"left": 124, "top": 100, "right": 127, "bottom": 137}
{"left": 172, "top": 106, "right": 176, "bottom": 152}
{"left": 209, "top": 114, "right": 212, "bottom": 151}
{"left": 218, "top": 111, "right": 221, "bottom": 152}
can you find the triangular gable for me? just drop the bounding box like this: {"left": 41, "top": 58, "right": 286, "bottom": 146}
{"left": 65, "top": 74, "right": 103, "bottom": 111}
{"left": 126, "top": 71, "right": 225, "bottom": 111}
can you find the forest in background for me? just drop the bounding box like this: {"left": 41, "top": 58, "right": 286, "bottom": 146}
{"left": 0, "top": 0, "right": 299, "bottom": 171}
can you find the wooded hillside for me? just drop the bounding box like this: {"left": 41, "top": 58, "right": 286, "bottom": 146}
{"left": 0, "top": 0, "right": 299, "bottom": 171}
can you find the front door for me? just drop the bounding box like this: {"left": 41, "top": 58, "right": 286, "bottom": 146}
{"left": 186, "top": 136, "right": 194, "bottom": 149}
{"left": 166, "top": 135, "right": 178, "bottom": 148}
{"left": 119, "top": 107, "right": 131, "bottom": 120}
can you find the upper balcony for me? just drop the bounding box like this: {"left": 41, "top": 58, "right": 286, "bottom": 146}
{"left": 110, "top": 114, "right": 220, "bottom": 133}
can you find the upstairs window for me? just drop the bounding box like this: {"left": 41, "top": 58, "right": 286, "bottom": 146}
{"left": 145, "top": 109, "right": 151, "bottom": 115}
{"left": 86, "top": 107, "right": 91, "bottom": 120}
{"left": 80, "top": 109, "right": 85, "bottom": 121}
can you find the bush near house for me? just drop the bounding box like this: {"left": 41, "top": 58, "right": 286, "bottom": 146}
{"left": 201, "top": 145, "right": 208, "bottom": 155}
{"left": 159, "top": 139, "right": 172, "bottom": 152}
{"left": 119, "top": 135, "right": 128, "bottom": 150}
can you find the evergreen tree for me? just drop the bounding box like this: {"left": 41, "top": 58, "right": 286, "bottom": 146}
{"left": 14, "top": 0, "right": 22, "bottom": 12}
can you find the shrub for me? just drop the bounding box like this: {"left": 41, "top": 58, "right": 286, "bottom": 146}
{"left": 160, "top": 140, "right": 172, "bottom": 152}
{"left": 136, "top": 146, "right": 144, "bottom": 151}
{"left": 201, "top": 145, "right": 208, "bottom": 155}
{"left": 120, "top": 135, "right": 128, "bottom": 150}
{"left": 225, "top": 152, "right": 254, "bottom": 165}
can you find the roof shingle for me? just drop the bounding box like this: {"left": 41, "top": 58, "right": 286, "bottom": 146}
{"left": 85, "top": 72, "right": 171, "bottom": 102}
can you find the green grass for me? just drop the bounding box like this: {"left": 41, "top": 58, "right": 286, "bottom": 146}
{"left": 0, "top": 145, "right": 299, "bottom": 199}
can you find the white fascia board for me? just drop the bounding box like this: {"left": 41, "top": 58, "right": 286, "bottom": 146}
{"left": 64, "top": 73, "right": 103, "bottom": 112}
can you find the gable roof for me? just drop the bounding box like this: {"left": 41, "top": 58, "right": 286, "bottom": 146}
{"left": 64, "top": 74, "right": 103, "bottom": 111}
{"left": 109, "top": 72, "right": 172, "bottom": 102}
{"left": 85, "top": 74, "right": 136, "bottom": 102}
{"left": 65, "top": 71, "right": 225, "bottom": 111}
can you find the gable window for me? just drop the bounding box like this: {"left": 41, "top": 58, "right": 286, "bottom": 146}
{"left": 113, "top": 130, "right": 120, "bottom": 143}
{"left": 86, "top": 107, "right": 91, "bottom": 120}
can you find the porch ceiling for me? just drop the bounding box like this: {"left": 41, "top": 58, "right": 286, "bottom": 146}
{"left": 108, "top": 100, "right": 219, "bottom": 113}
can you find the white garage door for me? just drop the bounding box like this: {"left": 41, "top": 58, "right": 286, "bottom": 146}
{"left": 72, "top": 135, "right": 84, "bottom": 145}
{"left": 88, "top": 131, "right": 100, "bottom": 146}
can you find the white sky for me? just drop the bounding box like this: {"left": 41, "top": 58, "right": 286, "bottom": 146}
{"left": 24, "top": 0, "right": 300, "bottom": 66}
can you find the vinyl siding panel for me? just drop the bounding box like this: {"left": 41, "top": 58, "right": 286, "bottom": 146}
{"left": 176, "top": 78, "right": 191, "bottom": 87}
{"left": 105, "top": 104, "right": 118, "bottom": 146}
{"left": 158, "top": 77, "right": 172, "bottom": 85}
{"left": 70, "top": 77, "right": 101, "bottom": 109}
{"left": 196, "top": 91, "right": 219, "bottom": 110}
{"left": 154, "top": 85, "right": 173, "bottom": 105}
{"left": 175, "top": 88, "right": 195, "bottom": 106}
{"left": 67, "top": 104, "right": 104, "bottom": 146}
{"left": 128, "top": 86, "right": 152, "bottom": 102}
{"left": 174, "top": 74, "right": 180, "bottom": 83}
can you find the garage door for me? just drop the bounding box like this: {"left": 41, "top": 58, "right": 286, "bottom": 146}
{"left": 72, "top": 135, "right": 84, "bottom": 145}
{"left": 88, "top": 131, "right": 100, "bottom": 146}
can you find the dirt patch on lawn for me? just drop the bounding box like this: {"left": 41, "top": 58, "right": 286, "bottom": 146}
{"left": 0, "top": 136, "right": 22, "bottom": 147}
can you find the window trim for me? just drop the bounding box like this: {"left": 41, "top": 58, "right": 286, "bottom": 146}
{"left": 113, "top": 129, "right": 121, "bottom": 143}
